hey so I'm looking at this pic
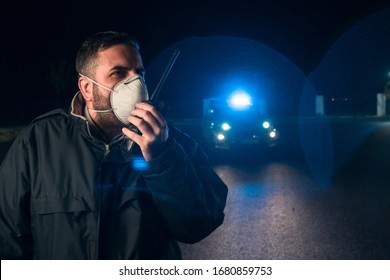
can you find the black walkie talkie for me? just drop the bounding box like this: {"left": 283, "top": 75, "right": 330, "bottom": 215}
{"left": 127, "top": 49, "right": 180, "bottom": 151}
{"left": 147, "top": 49, "right": 180, "bottom": 117}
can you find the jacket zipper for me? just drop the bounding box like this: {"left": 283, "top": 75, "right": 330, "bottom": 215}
{"left": 80, "top": 116, "right": 120, "bottom": 259}
{"left": 84, "top": 119, "right": 126, "bottom": 259}
{"left": 103, "top": 143, "right": 110, "bottom": 157}
{"left": 94, "top": 143, "right": 111, "bottom": 259}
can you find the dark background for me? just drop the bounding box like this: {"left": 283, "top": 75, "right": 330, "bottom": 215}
{"left": 1, "top": 0, "right": 389, "bottom": 122}
{"left": 1, "top": 0, "right": 390, "bottom": 260}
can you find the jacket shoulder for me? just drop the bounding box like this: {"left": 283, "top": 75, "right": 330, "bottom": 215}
{"left": 18, "top": 108, "right": 78, "bottom": 139}
{"left": 31, "top": 108, "right": 70, "bottom": 123}
{"left": 170, "top": 126, "right": 194, "bottom": 146}
{"left": 169, "top": 126, "right": 206, "bottom": 160}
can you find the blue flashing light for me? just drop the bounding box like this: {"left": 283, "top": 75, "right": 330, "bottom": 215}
{"left": 227, "top": 90, "right": 253, "bottom": 110}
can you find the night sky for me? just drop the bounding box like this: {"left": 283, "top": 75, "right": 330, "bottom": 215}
{"left": 2, "top": 0, "right": 389, "bottom": 121}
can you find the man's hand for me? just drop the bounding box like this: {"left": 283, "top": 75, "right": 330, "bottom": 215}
{"left": 122, "top": 102, "right": 169, "bottom": 161}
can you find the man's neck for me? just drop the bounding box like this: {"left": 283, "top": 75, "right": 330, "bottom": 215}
{"left": 84, "top": 107, "right": 122, "bottom": 143}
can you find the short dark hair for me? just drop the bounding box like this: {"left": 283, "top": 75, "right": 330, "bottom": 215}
{"left": 75, "top": 31, "right": 139, "bottom": 77}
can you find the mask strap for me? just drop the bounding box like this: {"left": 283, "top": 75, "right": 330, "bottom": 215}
{"left": 79, "top": 73, "right": 116, "bottom": 93}
{"left": 79, "top": 73, "right": 114, "bottom": 113}
{"left": 88, "top": 108, "right": 113, "bottom": 113}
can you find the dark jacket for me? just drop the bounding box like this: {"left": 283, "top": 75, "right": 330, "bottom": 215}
{"left": 0, "top": 93, "right": 228, "bottom": 259}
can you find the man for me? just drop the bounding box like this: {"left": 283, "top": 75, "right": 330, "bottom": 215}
{"left": 0, "top": 31, "right": 228, "bottom": 259}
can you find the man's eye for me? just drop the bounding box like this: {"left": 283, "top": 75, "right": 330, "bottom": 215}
{"left": 113, "top": 71, "right": 127, "bottom": 78}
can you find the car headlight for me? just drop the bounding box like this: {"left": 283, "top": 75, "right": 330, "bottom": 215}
{"left": 221, "top": 122, "right": 231, "bottom": 131}
{"left": 216, "top": 133, "right": 226, "bottom": 141}
{"left": 269, "top": 130, "right": 277, "bottom": 138}
{"left": 262, "top": 121, "right": 270, "bottom": 129}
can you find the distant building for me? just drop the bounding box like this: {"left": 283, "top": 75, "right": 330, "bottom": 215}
{"left": 385, "top": 81, "right": 390, "bottom": 115}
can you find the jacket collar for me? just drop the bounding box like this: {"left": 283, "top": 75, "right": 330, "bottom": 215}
{"left": 70, "top": 92, "right": 110, "bottom": 142}
{"left": 70, "top": 91, "right": 87, "bottom": 119}
{"left": 69, "top": 92, "right": 135, "bottom": 162}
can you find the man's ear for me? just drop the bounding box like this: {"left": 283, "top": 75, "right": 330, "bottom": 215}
{"left": 78, "top": 76, "right": 93, "bottom": 101}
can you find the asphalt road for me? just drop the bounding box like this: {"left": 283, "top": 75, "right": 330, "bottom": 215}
{"left": 178, "top": 117, "right": 390, "bottom": 259}
{"left": 1, "top": 117, "right": 390, "bottom": 259}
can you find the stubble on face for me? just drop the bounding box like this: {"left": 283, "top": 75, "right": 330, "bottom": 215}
{"left": 91, "top": 84, "right": 123, "bottom": 130}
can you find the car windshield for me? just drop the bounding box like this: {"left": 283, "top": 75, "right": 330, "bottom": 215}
{"left": 207, "top": 103, "right": 266, "bottom": 120}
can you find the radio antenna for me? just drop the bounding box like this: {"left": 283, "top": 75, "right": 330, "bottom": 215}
{"left": 150, "top": 49, "right": 180, "bottom": 101}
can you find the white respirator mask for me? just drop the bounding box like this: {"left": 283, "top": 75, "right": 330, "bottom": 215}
{"left": 79, "top": 73, "right": 149, "bottom": 125}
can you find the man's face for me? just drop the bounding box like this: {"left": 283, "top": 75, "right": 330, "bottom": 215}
{"left": 90, "top": 44, "right": 145, "bottom": 126}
